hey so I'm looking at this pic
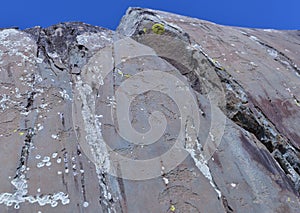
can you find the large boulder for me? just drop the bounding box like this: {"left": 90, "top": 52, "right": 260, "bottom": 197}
{"left": 0, "top": 7, "right": 299, "bottom": 212}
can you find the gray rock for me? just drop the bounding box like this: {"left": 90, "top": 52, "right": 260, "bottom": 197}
{"left": 0, "top": 7, "right": 299, "bottom": 212}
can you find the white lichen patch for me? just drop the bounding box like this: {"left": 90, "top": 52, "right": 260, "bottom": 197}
{"left": 51, "top": 134, "right": 59, "bottom": 140}
{"left": 0, "top": 29, "right": 37, "bottom": 65}
{"left": 36, "top": 155, "right": 55, "bottom": 168}
{"left": 87, "top": 66, "right": 104, "bottom": 86}
{"left": 249, "top": 61, "right": 258, "bottom": 67}
{"left": 75, "top": 77, "right": 115, "bottom": 211}
{"left": 39, "top": 103, "right": 48, "bottom": 109}
{"left": 0, "top": 91, "right": 23, "bottom": 112}
{"left": 0, "top": 168, "right": 69, "bottom": 208}
{"left": 0, "top": 94, "right": 11, "bottom": 110}
{"left": 75, "top": 78, "right": 110, "bottom": 170}
{"left": 76, "top": 32, "right": 112, "bottom": 51}
{"left": 36, "top": 57, "right": 43, "bottom": 64}
{"left": 184, "top": 120, "right": 222, "bottom": 198}
{"left": 230, "top": 183, "right": 237, "bottom": 188}
{"left": 249, "top": 35, "right": 259, "bottom": 42}
{"left": 37, "top": 162, "right": 45, "bottom": 168}
{"left": 263, "top": 29, "right": 278, "bottom": 33}
{"left": 83, "top": 201, "right": 89, "bottom": 207}
{"left": 42, "top": 156, "right": 50, "bottom": 163}
{"left": 48, "top": 52, "right": 59, "bottom": 59}
{"left": 267, "top": 49, "right": 278, "bottom": 58}
{"left": 59, "top": 89, "right": 72, "bottom": 101}
{"left": 209, "top": 132, "right": 215, "bottom": 142}
{"left": 52, "top": 153, "right": 58, "bottom": 158}
{"left": 35, "top": 123, "right": 44, "bottom": 132}
{"left": 162, "top": 177, "right": 169, "bottom": 185}
{"left": 56, "top": 158, "right": 62, "bottom": 164}
{"left": 20, "top": 111, "right": 31, "bottom": 116}
{"left": 0, "top": 29, "right": 72, "bottom": 209}
{"left": 106, "top": 96, "right": 116, "bottom": 108}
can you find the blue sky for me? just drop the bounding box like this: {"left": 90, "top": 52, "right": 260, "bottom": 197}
{"left": 1, "top": 0, "right": 299, "bottom": 30}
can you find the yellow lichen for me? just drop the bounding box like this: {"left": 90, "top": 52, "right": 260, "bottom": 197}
{"left": 152, "top": 23, "right": 165, "bottom": 35}
{"left": 117, "top": 69, "right": 124, "bottom": 77}
{"left": 170, "top": 204, "right": 176, "bottom": 212}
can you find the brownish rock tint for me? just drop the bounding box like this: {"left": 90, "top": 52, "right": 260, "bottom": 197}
{"left": 0, "top": 7, "right": 299, "bottom": 212}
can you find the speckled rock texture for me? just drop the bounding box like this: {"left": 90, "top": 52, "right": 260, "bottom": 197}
{"left": 0, "top": 7, "right": 300, "bottom": 213}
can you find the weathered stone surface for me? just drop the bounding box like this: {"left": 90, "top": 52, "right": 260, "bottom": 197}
{"left": 0, "top": 7, "right": 300, "bottom": 212}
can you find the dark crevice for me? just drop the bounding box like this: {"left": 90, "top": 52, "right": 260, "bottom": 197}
{"left": 211, "top": 60, "right": 300, "bottom": 194}
{"left": 221, "top": 195, "right": 234, "bottom": 213}
{"left": 244, "top": 33, "right": 300, "bottom": 75}
{"left": 231, "top": 111, "right": 271, "bottom": 151}
{"left": 265, "top": 44, "right": 299, "bottom": 75}
{"left": 98, "top": 172, "right": 115, "bottom": 213}
{"left": 35, "top": 27, "right": 43, "bottom": 58}
{"left": 166, "top": 30, "right": 300, "bottom": 194}
{"left": 116, "top": 165, "right": 127, "bottom": 213}
{"left": 14, "top": 128, "right": 34, "bottom": 179}
{"left": 69, "top": 44, "right": 89, "bottom": 74}
{"left": 52, "top": 62, "right": 64, "bottom": 71}
{"left": 63, "top": 151, "right": 69, "bottom": 174}
{"left": 160, "top": 56, "right": 203, "bottom": 94}
{"left": 60, "top": 112, "right": 65, "bottom": 127}
{"left": 61, "top": 172, "right": 68, "bottom": 193}
{"left": 61, "top": 150, "right": 69, "bottom": 192}
{"left": 25, "top": 91, "right": 36, "bottom": 111}
{"left": 129, "top": 14, "right": 300, "bottom": 197}
{"left": 79, "top": 161, "right": 87, "bottom": 202}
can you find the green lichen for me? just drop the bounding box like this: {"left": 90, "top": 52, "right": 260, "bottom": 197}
{"left": 152, "top": 23, "right": 165, "bottom": 35}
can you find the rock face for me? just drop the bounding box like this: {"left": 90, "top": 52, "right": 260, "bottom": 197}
{"left": 0, "top": 7, "right": 300, "bottom": 212}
